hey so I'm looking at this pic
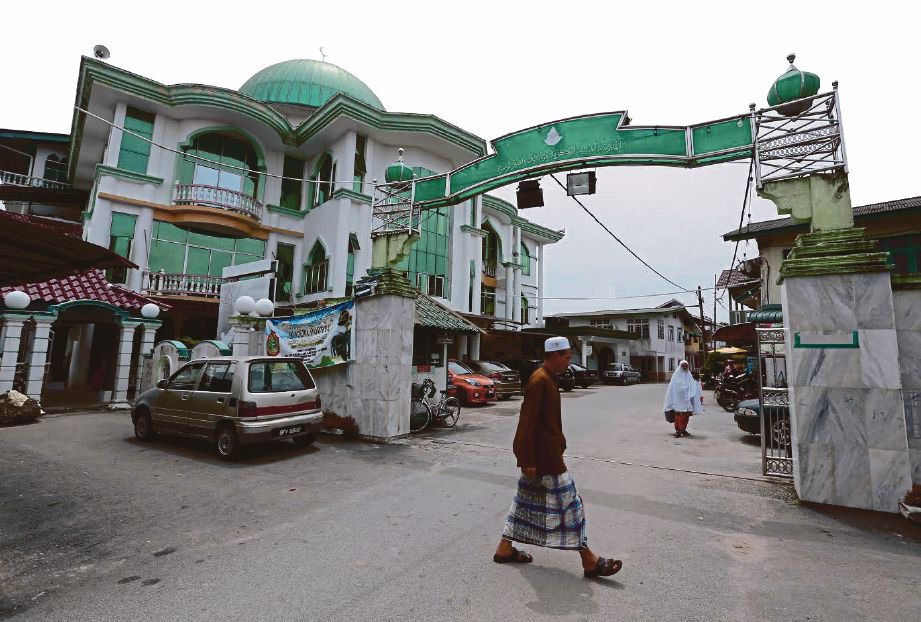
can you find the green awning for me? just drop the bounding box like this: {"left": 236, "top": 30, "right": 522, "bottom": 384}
{"left": 414, "top": 293, "right": 482, "bottom": 333}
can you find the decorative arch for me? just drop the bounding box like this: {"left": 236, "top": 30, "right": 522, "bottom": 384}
{"left": 306, "top": 150, "right": 336, "bottom": 210}
{"left": 175, "top": 125, "right": 268, "bottom": 203}
{"left": 520, "top": 241, "right": 531, "bottom": 276}
{"left": 481, "top": 219, "right": 503, "bottom": 267}
{"left": 304, "top": 238, "right": 329, "bottom": 294}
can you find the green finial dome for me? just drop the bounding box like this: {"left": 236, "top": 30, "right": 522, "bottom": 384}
{"left": 767, "top": 54, "right": 820, "bottom": 114}
{"left": 239, "top": 59, "right": 384, "bottom": 110}
{"left": 385, "top": 148, "right": 414, "bottom": 184}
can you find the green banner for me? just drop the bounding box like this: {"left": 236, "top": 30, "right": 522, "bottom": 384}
{"left": 411, "top": 111, "right": 754, "bottom": 208}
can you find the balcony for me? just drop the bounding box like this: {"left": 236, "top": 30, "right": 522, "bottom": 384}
{"left": 144, "top": 270, "right": 225, "bottom": 298}
{"left": 173, "top": 183, "right": 262, "bottom": 220}
{"left": 0, "top": 170, "right": 69, "bottom": 190}
{"left": 482, "top": 262, "right": 497, "bottom": 278}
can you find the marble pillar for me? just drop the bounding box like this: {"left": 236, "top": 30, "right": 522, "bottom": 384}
{"left": 457, "top": 334, "right": 469, "bottom": 361}
{"left": 351, "top": 293, "right": 415, "bottom": 440}
{"left": 24, "top": 316, "right": 54, "bottom": 400}
{"left": 782, "top": 271, "right": 912, "bottom": 511}
{"left": 0, "top": 316, "right": 26, "bottom": 394}
{"left": 470, "top": 333, "right": 481, "bottom": 360}
{"left": 893, "top": 285, "right": 921, "bottom": 484}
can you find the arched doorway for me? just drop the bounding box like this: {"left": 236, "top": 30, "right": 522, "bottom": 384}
{"left": 597, "top": 346, "right": 614, "bottom": 372}
{"left": 43, "top": 302, "right": 126, "bottom": 406}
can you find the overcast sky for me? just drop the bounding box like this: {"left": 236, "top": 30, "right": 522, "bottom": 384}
{"left": 3, "top": 1, "right": 918, "bottom": 320}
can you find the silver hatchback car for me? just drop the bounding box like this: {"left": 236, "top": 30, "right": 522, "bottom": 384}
{"left": 132, "top": 356, "right": 323, "bottom": 460}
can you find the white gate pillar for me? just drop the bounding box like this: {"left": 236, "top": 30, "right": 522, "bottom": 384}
{"left": 112, "top": 320, "right": 139, "bottom": 403}
{"left": 0, "top": 315, "right": 28, "bottom": 394}
{"left": 24, "top": 315, "right": 55, "bottom": 400}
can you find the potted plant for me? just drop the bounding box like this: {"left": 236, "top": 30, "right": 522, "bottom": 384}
{"left": 898, "top": 484, "right": 921, "bottom": 523}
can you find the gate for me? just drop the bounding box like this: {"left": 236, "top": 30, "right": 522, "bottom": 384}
{"left": 756, "top": 327, "right": 792, "bottom": 478}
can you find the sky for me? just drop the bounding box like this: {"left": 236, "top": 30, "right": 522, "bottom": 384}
{"left": 2, "top": 1, "right": 918, "bottom": 321}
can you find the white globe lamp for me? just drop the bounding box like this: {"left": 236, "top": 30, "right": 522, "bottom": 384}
{"left": 234, "top": 295, "right": 255, "bottom": 315}
{"left": 140, "top": 303, "right": 160, "bottom": 319}
{"left": 255, "top": 298, "right": 275, "bottom": 317}
{"left": 3, "top": 291, "right": 31, "bottom": 310}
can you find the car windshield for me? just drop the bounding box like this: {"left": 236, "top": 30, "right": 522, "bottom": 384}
{"left": 607, "top": 364, "right": 623, "bottom": 370}
{"left": 449, "top": 361, "right": 473, "bottom": 375}
{"left": 570, "top": 363, "right": 586, "bottom": 371}
{"left": 248, "top": 360, "right": 315, "bottom": 393}
{"left": 475, "top": 362, "right": 506, "bottom": 373}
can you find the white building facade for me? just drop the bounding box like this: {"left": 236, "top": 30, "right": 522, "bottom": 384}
{"left": 65, "top": 58, "right": 562, "bottom": 341}
{"left": 552, "top": 304, "right": 695, "bottom": 381}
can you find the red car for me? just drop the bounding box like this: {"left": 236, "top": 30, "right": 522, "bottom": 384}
{"left": 447, "top": 360, "right": 497, "bottom": 405}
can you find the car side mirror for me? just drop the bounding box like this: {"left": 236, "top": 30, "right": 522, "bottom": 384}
{"left": 157, "top": 379, "right": 168, "bottom": 389}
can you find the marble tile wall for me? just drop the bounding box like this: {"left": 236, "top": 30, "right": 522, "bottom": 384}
{"left": 309, "top": 295, "right": 416, "bottom": 440}
{"left": 894, "top": 289, "right": 921, "bottom": 484}
{"left": 782, "top": 273, "right": 913, "bottom": 512}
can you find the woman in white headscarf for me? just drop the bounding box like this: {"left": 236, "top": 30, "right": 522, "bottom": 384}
{"left": 663, "top": 360, "right": 702, "bottom": 438}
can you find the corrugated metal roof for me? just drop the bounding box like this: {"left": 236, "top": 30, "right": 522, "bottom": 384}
{"left": 723, "top": 196, "right": 921, "bottom": 241}
{"left": 414, "top": 293, "right": 482, "bottom": 333}
{"left": 717, "top": 269, "right": 760, "bottom": 288}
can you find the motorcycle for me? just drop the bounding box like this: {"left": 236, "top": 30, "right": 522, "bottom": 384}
{"left": 715, "top": 372, "right": 759, "bottom": 412}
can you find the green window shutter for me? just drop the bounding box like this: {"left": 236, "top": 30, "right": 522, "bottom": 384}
{"left": 117, "top": 107, "right": 155, "bottom": 174}
{"left": 110, "top": 212, "right": 137, "bottom": 238}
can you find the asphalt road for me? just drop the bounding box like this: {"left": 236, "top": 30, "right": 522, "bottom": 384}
{"left": 1, "top": 383, "right": 919, "bottom": 621}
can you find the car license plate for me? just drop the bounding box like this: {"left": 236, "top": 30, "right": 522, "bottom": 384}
{"left": 275, "top": 425, "right": 303, "bottom": 437}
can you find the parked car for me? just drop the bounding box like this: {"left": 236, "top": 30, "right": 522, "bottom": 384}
{"left": 734, "top": 398, "right": 791, "bottom": 449}
{"left": 132, "top": 356, "right": 323, "bottom": 460}
{"left": 502, "top": 359, "right": 576, "bottom": 392}
{"left": 568, "top": 362, "right": 598, "bottom": 389}
{"left": 602, "top": 363, "right": 641, "bottom": 385}
{"left": 447, "top": 360, "right": 497, "bottom": 405}
{"left": 461, "top": 360, "right": 521, "bottom": 400}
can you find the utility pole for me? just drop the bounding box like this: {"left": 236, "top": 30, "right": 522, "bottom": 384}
{"left": 698, "top": 286, "right": 709, "bottom": 359}
{"left": 713, "top": 274, "right": 718, "bottom": 341}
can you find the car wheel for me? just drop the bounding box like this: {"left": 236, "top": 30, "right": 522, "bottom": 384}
{"left": 293, "top": 432, "right": 317, "bottom": 447}
{"left": 216, "top": 426, "right": 242, "bottom": 461}
{"left": 134, "top": 408, "right": 155, "bottom": 442}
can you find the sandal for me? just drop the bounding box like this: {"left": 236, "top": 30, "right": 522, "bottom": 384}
{"left": 584, "top": 556, "right": 623, "bottom": 578}
{"left": 493, "top": 547, "right": 533, "bottom": 564}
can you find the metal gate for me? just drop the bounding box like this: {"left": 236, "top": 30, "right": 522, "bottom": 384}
{"left": 756, "top": 327, "right": 793, "bottom": 477}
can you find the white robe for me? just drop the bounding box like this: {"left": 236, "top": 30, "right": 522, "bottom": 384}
{"left": 663, "top": 368, "right": 702, "bottom": 415}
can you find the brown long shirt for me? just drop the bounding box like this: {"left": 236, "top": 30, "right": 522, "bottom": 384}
{"left": 512, "top": 366, "right": 567, "bottom": 476}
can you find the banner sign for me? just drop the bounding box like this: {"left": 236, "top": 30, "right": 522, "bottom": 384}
{"left": 265, "top": 300, "right": 355, "bottom": 368}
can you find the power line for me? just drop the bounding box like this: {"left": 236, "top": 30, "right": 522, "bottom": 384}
{"left": 548, "top": 174, "right": 687, "bottom": 291}
{"left": 720, "top": 158, "right": 755, "bottom": 290}
{"left": 537, "top": 285, "right": 724, "bottom": 301}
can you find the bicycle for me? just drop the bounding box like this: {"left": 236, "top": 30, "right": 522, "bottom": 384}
{"left": 409, "top": 378, "right": 461, "bottom": 433}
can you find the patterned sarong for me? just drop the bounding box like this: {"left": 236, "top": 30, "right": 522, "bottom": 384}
{"left": 501, "top": 471, "right": 587, "bottom": 550}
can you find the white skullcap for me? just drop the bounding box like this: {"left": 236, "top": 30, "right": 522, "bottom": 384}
{"left": 544, "top": 336, "right": 571, "bottom": 353}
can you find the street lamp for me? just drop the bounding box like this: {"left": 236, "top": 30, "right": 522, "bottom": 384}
{"left": 566, "top": 171, "right": 597, "bottom": 196}
{"left": 516, "top": 180, "right": 544, "bottom": 209}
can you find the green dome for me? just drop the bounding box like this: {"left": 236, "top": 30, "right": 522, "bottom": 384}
{"left": 767, "top": 54, "right": 820, "bottom": 114}
{"left": 385, "top": 150, "right": 414, "bottom": 184}
{"left": 239, "top": 59, "right": 384, "bottom": 110}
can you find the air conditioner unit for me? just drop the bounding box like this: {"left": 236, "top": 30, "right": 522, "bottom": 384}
{"left": 730, "top": 310, "right": 747, "bottom": 325}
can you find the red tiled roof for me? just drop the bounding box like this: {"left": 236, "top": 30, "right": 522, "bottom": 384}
{"left": 1, "top": 269, "right": 170, "bottom": 312}
{"left": 1, "top": 213, "right": 82, "bottom": 237}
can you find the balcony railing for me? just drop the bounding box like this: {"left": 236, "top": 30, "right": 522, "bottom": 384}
{"left": 173, "top": 183, "right": 262, "bottom": 219}
{"left": 0, "top": 170, "right": 69, "bottom": 190}
{"left": 482, "top": 262, "right": 497, "bottom": 278}
{"left": 144, "top": 270, "right": 225, "bottom": 298}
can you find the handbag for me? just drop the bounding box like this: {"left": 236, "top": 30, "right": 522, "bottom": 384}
{"left": 664, "top": 410, "right": 675, "bottom": 423}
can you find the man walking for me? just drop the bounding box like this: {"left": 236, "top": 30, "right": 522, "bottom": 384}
{"left": 493, "top": 337, "right": 622, "bottom": 578}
